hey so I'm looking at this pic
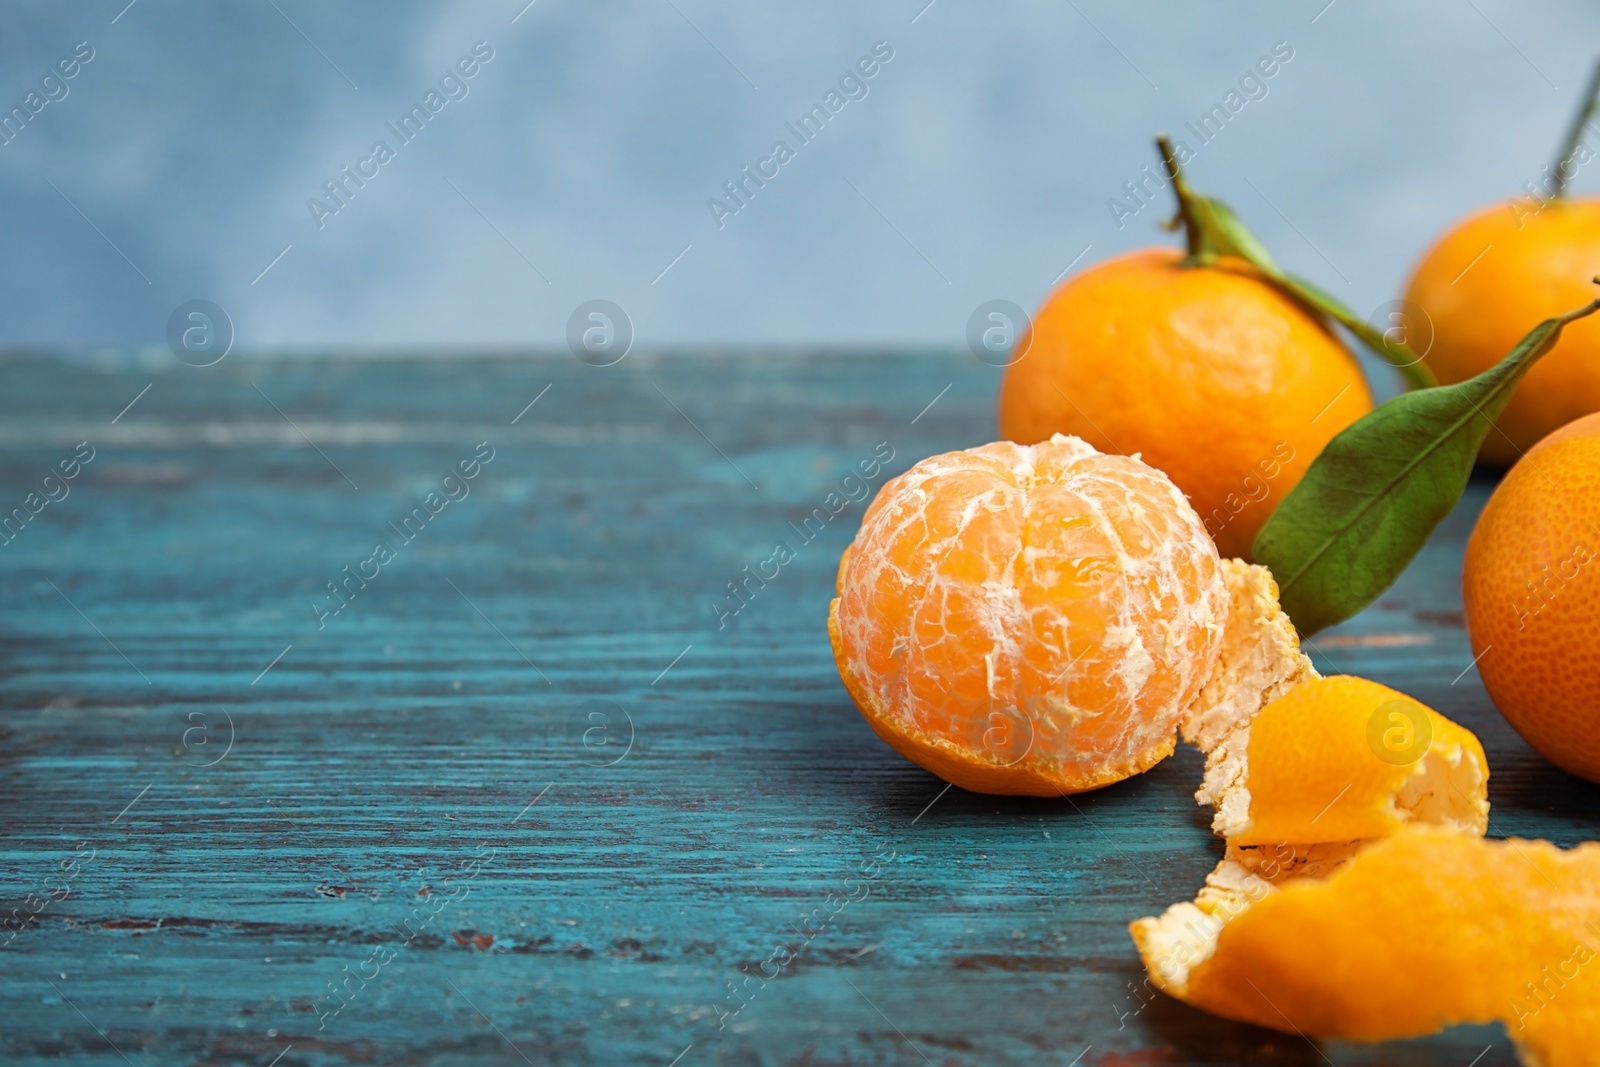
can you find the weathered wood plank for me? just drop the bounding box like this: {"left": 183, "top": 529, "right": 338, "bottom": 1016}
{"left": 0, "top": 352, "right": 1587, "bottom": 1066}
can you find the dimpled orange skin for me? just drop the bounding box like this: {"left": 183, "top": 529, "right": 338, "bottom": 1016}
{"left": 1170, "top": 829, "right": 1600, "bottom": 1064}
{"left": 997, "top": 248, "right": 1373, "bottom": 560}
{"left": 1464, "top": 412, "right": 1600, "bottom": 783}
{"left": 1404, "top": 199, "right": 1600, "bottom": 465}
{"left": 828, "top": 436, "right": 1227, "bottom": 796}
{"left": 1236, "top": 676, "right": 1489, "bottom": 847}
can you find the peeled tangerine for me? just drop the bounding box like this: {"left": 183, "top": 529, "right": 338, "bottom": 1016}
{"left": 829, "top": 434, "right": 1315, "bottom": 796}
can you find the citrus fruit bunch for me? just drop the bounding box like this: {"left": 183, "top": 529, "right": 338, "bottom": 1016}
{"left": 825, "top": 81, "right": 1600, "bottom": 1065}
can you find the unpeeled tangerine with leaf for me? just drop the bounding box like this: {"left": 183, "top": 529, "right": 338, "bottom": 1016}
{"left": 997, "top": 136, "right": 1390, "bottom": 562}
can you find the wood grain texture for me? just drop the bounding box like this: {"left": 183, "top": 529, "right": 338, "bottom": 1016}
{"left": 1, "top": 352, "right": 1595, "bottom": 1067}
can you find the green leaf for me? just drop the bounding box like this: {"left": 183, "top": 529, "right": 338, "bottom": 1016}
{"left": 1285, "top": 271, "right": 1437, "bottom": 392}
{"left": 1253, "top": 296, "right": 1600, "bottom": 635}
{"left": 1282, "top": 271, "right": 1355, "bottom": 326}
{"left": 1200, "top": 196, "right": 1282, "bottom": 273}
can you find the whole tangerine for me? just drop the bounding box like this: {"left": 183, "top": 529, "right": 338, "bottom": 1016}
{"left": 1463, "top": 411, "right": 1600, "bottom": 782}
{"left": 828, "top": 435, "right": 1230, "bottom": 795}
{"left": 997, "top": 249, "right": 1373, "bottom": 560}
{"left": 1403, "top": 200, "right": 1600, "bottom": 464}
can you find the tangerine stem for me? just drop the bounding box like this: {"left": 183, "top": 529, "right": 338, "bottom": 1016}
{"left": 1550, "top": 56, "right": 1600, "bottom": 199}
{"left": 1156, "top": 133, "right": 1211, "bottom": 266}
{"left": 1147, "top": 133, "right": 1437, "bottom": 391}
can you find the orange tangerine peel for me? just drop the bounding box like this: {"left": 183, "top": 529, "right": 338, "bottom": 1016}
{"left": 1133, "top": 828, "right": 1600, "bottom": 1067}
{"left": 1179, "top": 557, "right": 1317, "bottom": 755}
{"left": 1194, "top": 675, "right": 1489, "bottom": 846}
{"left": 829, "top": 435, "right": 1313, "bottom": 796}
{"left": 1133, "top": 673, "right": 1512, "bottom": 1057}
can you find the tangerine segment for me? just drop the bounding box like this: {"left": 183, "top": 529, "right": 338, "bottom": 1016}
{"left": 830, "top": 435, "right": 1227, "bottom": 795}
{"left": 1196, "top": 676, "right": 1488, "bottom": 846}
{"left": 1132, "top": 828, "right": 1600, "bottom": 1067}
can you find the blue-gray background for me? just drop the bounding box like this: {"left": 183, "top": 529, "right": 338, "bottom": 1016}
{"left": 2, "top": 0, "right": 1598, "bottom": 352}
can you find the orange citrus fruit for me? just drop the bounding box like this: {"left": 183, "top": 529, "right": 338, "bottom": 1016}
{"left": 1464, "top": 411, "right": 1600, "bottom": 782}
{"left": 829, "top": 434, "right": 1313, "bottom": 796}
{"left": 1134, "top": 828, "right": 1600, "bottom": 1067}
{"left": 997, "top": 248, "right": 1373, "bottom": 559}
{"left": 1403, "top": 199, "right": 1600, "bottom": 464}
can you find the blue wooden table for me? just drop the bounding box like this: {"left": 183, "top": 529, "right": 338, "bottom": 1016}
{"left": 2, "top": 352, "right": 1595, "bottom": 1067}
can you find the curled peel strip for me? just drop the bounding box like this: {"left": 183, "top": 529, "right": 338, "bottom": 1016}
{"left": 1122, "top": 566, "right": 1600, "bottom": 1065}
